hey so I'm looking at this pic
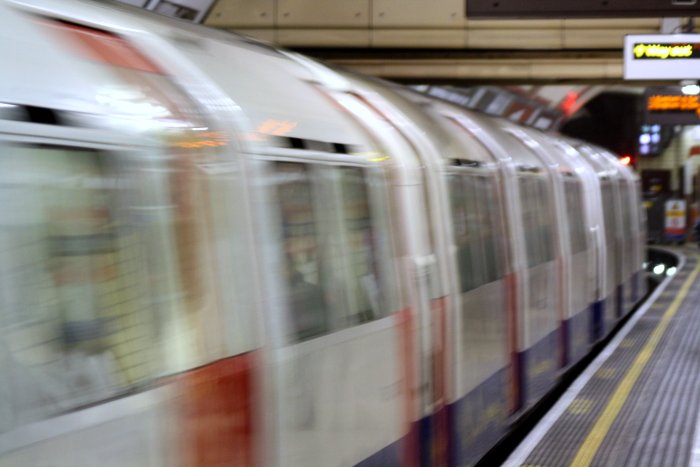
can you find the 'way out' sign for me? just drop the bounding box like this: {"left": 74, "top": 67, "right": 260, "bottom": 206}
{"left": 624, "top": 34, "right": 700, "bottom": 80}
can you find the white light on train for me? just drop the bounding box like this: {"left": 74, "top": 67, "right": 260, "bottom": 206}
{"left": 643, "top": 262, "right": 648, "bottom": 269}
{"left": 682, "top": 83, "right": 700, "bottom": 95}
{"left": 653, "top": 264, "right": 666, "bottom": 275}
{"left": 666, "top": 267, "right": 677, "bottom": 276}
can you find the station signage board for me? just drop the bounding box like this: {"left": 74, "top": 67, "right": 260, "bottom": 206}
{"left": 624, "top": 34, "right": 700, "bottom": 80}
{"left": 465, "top": 0, "right": 700, "bottom": 19}
{"left": 643, "top": 86, "right": 700, "bottom": 125}
{"left": 665, "top": 199, "right": 687, "bottom": 241}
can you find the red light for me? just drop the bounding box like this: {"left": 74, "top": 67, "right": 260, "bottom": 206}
{"left": 560, "top": 91, "right": 580, "bottom": 116}
{"left": 620, "top": 155, "right": 632, "bottom": 166}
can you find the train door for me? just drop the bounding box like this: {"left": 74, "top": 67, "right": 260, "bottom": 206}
{"left": 263, "top": 154, "right": 406, "bottom": 467}
{"left": 423, "top": 108, "right": 514, "bottom": 467}
{"left": 618, "top": 178, "right": 638, "bottom": 314}
{"left": 338, "top": 84, "right": 459, "bottom": 467}
{"left": 450, "top": 114, "right": 560, "bottom": 410}
{"left": 442, "top": 150, "right": 512, "bottom": 464}
{"left": 311, "top": 83, "right": 440, "bottom": 467}
{"left": 634, "top": 179, "right": 648, "bottom": 301}
{"left": 572, "top": 146, "right": 617, "bottom": 337}
{"left": 520, "top": 132, "right": 599, "bottom": 364}
{"left": 499, "top": 126, "right": 576, "bottom": 372}
{"left": 599, "top": 178, "right": 623, "bottom": 325}
{"left": 511, "top": 165, "right": 561, "bottom": 405}
{"left": 590, "top": 148, "right": 640, "bottom": 319}
{"left": 612, "top": 160, "right": 644, "bottom": 312}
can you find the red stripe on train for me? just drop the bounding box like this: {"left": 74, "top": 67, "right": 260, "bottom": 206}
{"left": 557, "top": 255, "right": 568, "bottom": 368}
{"left": 505, "top": 272, "right": 520, "bottom": 413}
{"left": 397, "top": 308, "right": 419, "bottom": 467}
{"left": 178, "top": 353, "right": 258, "bottom": 467}
{"left": 432, "top": 296, "right": 449, "bottom": 467}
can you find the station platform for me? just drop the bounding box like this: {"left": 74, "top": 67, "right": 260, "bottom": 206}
{"left": 505, "top": 248, "right": 700, "bottom": 467}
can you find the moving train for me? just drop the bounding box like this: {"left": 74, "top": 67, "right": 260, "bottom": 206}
{"left": 0, "top": 1, "right": 645, "bottom": 465}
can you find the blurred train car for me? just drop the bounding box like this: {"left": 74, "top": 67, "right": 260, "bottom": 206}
{"left": 0, "top": 1, "right": 646, "bottom": 466}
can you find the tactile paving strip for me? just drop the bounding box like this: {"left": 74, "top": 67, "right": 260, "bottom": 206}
{"left": 518, "top": 250, "right": 700, "bottom": 467}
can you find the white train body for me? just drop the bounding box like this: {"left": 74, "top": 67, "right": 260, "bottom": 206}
{"left": 0, "top": 1, "right": 646, "bottom": 466}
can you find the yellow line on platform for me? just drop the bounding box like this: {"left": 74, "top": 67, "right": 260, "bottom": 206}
{"left": 570, "top": 260, "right": 700, "bottom": 467}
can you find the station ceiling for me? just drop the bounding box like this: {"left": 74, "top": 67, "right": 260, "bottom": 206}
{"left": 202, "top": 1, "right": 696, "bottom": 85}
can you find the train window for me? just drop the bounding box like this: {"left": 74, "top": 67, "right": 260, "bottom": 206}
{"left": 636, "top": 180, "right": 647, "bottom": 236}
{"left": 273, "top": 162, "right": 393, "bottom": 342}
{"left": 274, "top": 162, "right": 330, "bottom": 341}
{"left": 621, "top": 184, "right": 636, "bottom": 241}
{"left": 518, "top": 175, "right": 555, "bottom": 267}
{"left": 448, "top": 173, "right": 505, "bottom": 292}
{"left": 473, "top": 175, "right": 506, "bottom": 282}
{"left": 337, "top": 167, "right": 387, "bottom": 325}
{"left": 601, "top": 182, "right": 618, "bottom": 247}
{"left": 449, "top": 174, "right": 484, "bottom": 292}
{"left": 193, "top": 160, "right": 257, "bottom": 357}
{"left": 0, "top": 144, "right": 187, "bottom": 430}
{"left": 564, "top": 179, "right": 588, "bottom": 254}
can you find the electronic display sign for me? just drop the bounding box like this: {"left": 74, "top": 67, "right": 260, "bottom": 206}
{"left": 643, "top": 86, "right": 700, "bottom": 125}
{"left": 466, "top": 0, "right": 700, "bottom": 19}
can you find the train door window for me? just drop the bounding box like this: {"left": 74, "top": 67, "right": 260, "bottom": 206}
{"left": 616, "top": 184, "right": 631, "bottom": 242}
{"left": 448, "top": 174, "right": 485, "bottom": 292}
{"left": 473, "top": 175, "right": 506, "bottom": 282}
{"left": 623, "top": 184, "right": 637, "bottom": 240}
{"left": 564, "top": 179, "right": 588, "bottom": 254}
{"left": 336, "top": 167, "right": 392, "bottom": 325}
{"left": 518, "top": 174, "right": 555, "bottom": 267}
{"left": 193, "top": 160, "right": 256, "bottom": 357}
{"left": 0, "top": 143, "right": 184, "bottom": 430}
{"left": 636, "top": 180, "right": 647, "bottom": 239}
{"left": 600, "top": 182, "right": 617, "bottom": 247}
{"left": 274, "top": 162, "right": 330, "bottom": 341}
{"left": 448, "top": 172, "right": 505, "bottom": 291}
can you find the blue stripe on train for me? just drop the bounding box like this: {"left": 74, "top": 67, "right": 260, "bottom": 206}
{"left": 447, "top": 368, "right": 510, "bottom": 467}
{"left": 353, "top": 416, "right": 435, "bottom": 467}
{"left": 354, "top": 436, "right": 402, "bottom": 467}
{"left": 356, "top": 369, "right": 511, "bottom": 467}
{"left": 521, "top": 328, "right": 559, "bottom": 407}
{"left": 615, "top": 284, "right": 624, "bottom": 318}
{"left": 567, "top": 307, "right": 592, "bottom": 366}
{"left": 632, "top": 271, "right": 640, "bottom": 303}
{"left": 591, "top": 299, "right": 605, "bottom": 342}
{"left": 357, "top": 297, "right": 623, "bottom": 467}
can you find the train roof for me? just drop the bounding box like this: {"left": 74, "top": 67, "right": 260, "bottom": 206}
{"left": 12, "top": 0, "right": 380, "bottom": 151}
